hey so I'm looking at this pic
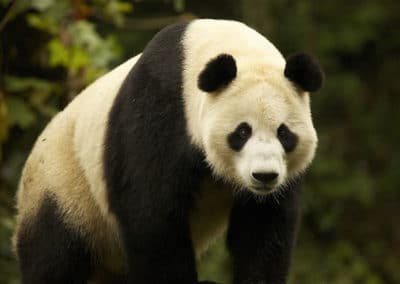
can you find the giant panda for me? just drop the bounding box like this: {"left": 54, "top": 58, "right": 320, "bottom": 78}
{"left": 13, "top": 19, "right": 323, "bottom": 284}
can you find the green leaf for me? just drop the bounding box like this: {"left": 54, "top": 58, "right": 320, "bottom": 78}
{"left": 47, "top": 38, "right": 69, "bottom": 67}
{"left": 5, "top": 96, "right": 36, "bottom": 129}
{"left": 68, "top": 20, "right": 121, "bottom": 70}
{"left": 68, "top": 20, "right": 101, "bottom": 49}
{"left": 69, "top": 46, "right": 89, "bottom": 74}
{"left": 26, "top": 13, "right": 58, "bottom": 33}
{"left": 116, "top": 1, "right": 133, "bottom": 13}
{"left": 173, "top": 0, "right": 185, "bottom": 12}
{"left": 102, "top": 0, "right": 133, "bottom": 26}
{"left": 4, "top": 76, "right": 56, "bottom": 93}
{"left": 31, "top": 0, "right": 53, "bottom": 11}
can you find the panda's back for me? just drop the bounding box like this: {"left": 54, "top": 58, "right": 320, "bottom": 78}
{"left": 18, "top": 56, "right": 139, "bottom": 209}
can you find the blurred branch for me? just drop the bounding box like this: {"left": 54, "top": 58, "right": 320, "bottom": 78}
{"left": 0, "top": 0, "right": 15, "bottom": 32}
{"left": 123, "top": 13, "right": 196, "bottom": 30}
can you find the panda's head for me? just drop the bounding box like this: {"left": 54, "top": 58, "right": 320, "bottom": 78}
{"left": 183, "top": 20, "right": 324, "bottom": 195}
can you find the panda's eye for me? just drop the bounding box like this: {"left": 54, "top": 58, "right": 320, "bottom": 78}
{"left": 228, "top": 122, "right": 252, "bottom": 152}
{"left": 238, "top": 123, "right": 252, "bottom": 139}
{"left": 277, "top": 123, "right": 298, "bottom": 153}
{"left": 277, "top": 124, "right": 288, "bottom": 138}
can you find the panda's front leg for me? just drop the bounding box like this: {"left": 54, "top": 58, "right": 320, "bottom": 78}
{"left": 110, "top": 185, "right": 215, "bottom": 284}
{"left": 227, "top": 186, "right": 301, "bottom": 284}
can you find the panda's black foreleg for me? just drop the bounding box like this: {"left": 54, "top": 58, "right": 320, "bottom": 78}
{"left": 16, "top": 194, "right": 93, "bottom": 284}
{"left": 110, "top": 186, "right": 201, "bottom": 284}
{"left": 227, "top": 185, "right": 301, "bottom": 284}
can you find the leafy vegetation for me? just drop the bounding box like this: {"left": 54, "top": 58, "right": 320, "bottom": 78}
{"left": 1, "top": 0, "right": 399, "bottom": 283}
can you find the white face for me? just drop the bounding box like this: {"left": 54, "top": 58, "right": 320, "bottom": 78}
{"left": 182, "top": 19, "right": 319, "bottom": 195}
{"left": 200, "top": 82, "right": 317, "bottom": 195}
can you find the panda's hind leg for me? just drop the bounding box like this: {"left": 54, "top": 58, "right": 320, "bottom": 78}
{"left": 15, "top": 194, "right": 94, "bottom": 284}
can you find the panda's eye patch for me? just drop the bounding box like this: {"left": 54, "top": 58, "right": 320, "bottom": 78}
{"left": 228, "top": 122, "right": 252, "bottom": 152}
{"left": 277, "top": 124, "right": 298, "bottom": 153}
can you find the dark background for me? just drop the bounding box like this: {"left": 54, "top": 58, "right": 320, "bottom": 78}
{"left": 1, "top": 0, "right": 399, "bottom": 283}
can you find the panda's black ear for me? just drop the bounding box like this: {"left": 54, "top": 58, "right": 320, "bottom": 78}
{"left": 284, "top": 53, "right": 324, "bottom": 92}
{"left": 198, "top": 54, "right": 237, "bottom": 93}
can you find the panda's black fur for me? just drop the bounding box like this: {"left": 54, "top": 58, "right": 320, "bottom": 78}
{"left": 14, "top": 19, "right": 324, "bottom": 284}
{"left": 105, "top": 22, "right": 207, "bottom": 283}
{"left": 198, "top": 54, "right": 237, "bottom": 92}
{"left": 284, "top": 53, "right": 325, "bottom": 92}
{"left": 17, "top": 194, "right": 94, "bottom": 284}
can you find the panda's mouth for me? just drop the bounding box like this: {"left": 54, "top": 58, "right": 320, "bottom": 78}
{"left": 249, "top": 177, "right": 280, "bottom": 193}
{"left": 249, "top": 184, "right": 275, "bottom": 194}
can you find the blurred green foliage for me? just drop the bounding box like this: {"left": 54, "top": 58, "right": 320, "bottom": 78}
{"left": 1, "top": 0, "right": 399, "bottom": 283}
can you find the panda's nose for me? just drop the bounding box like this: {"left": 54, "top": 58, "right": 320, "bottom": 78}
{"left": 252, "top": 172, "right": 279, "bottom": 184}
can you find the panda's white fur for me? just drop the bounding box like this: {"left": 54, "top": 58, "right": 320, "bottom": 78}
{"left": 14, "top": 19, "right": 321, "bottom": 283}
